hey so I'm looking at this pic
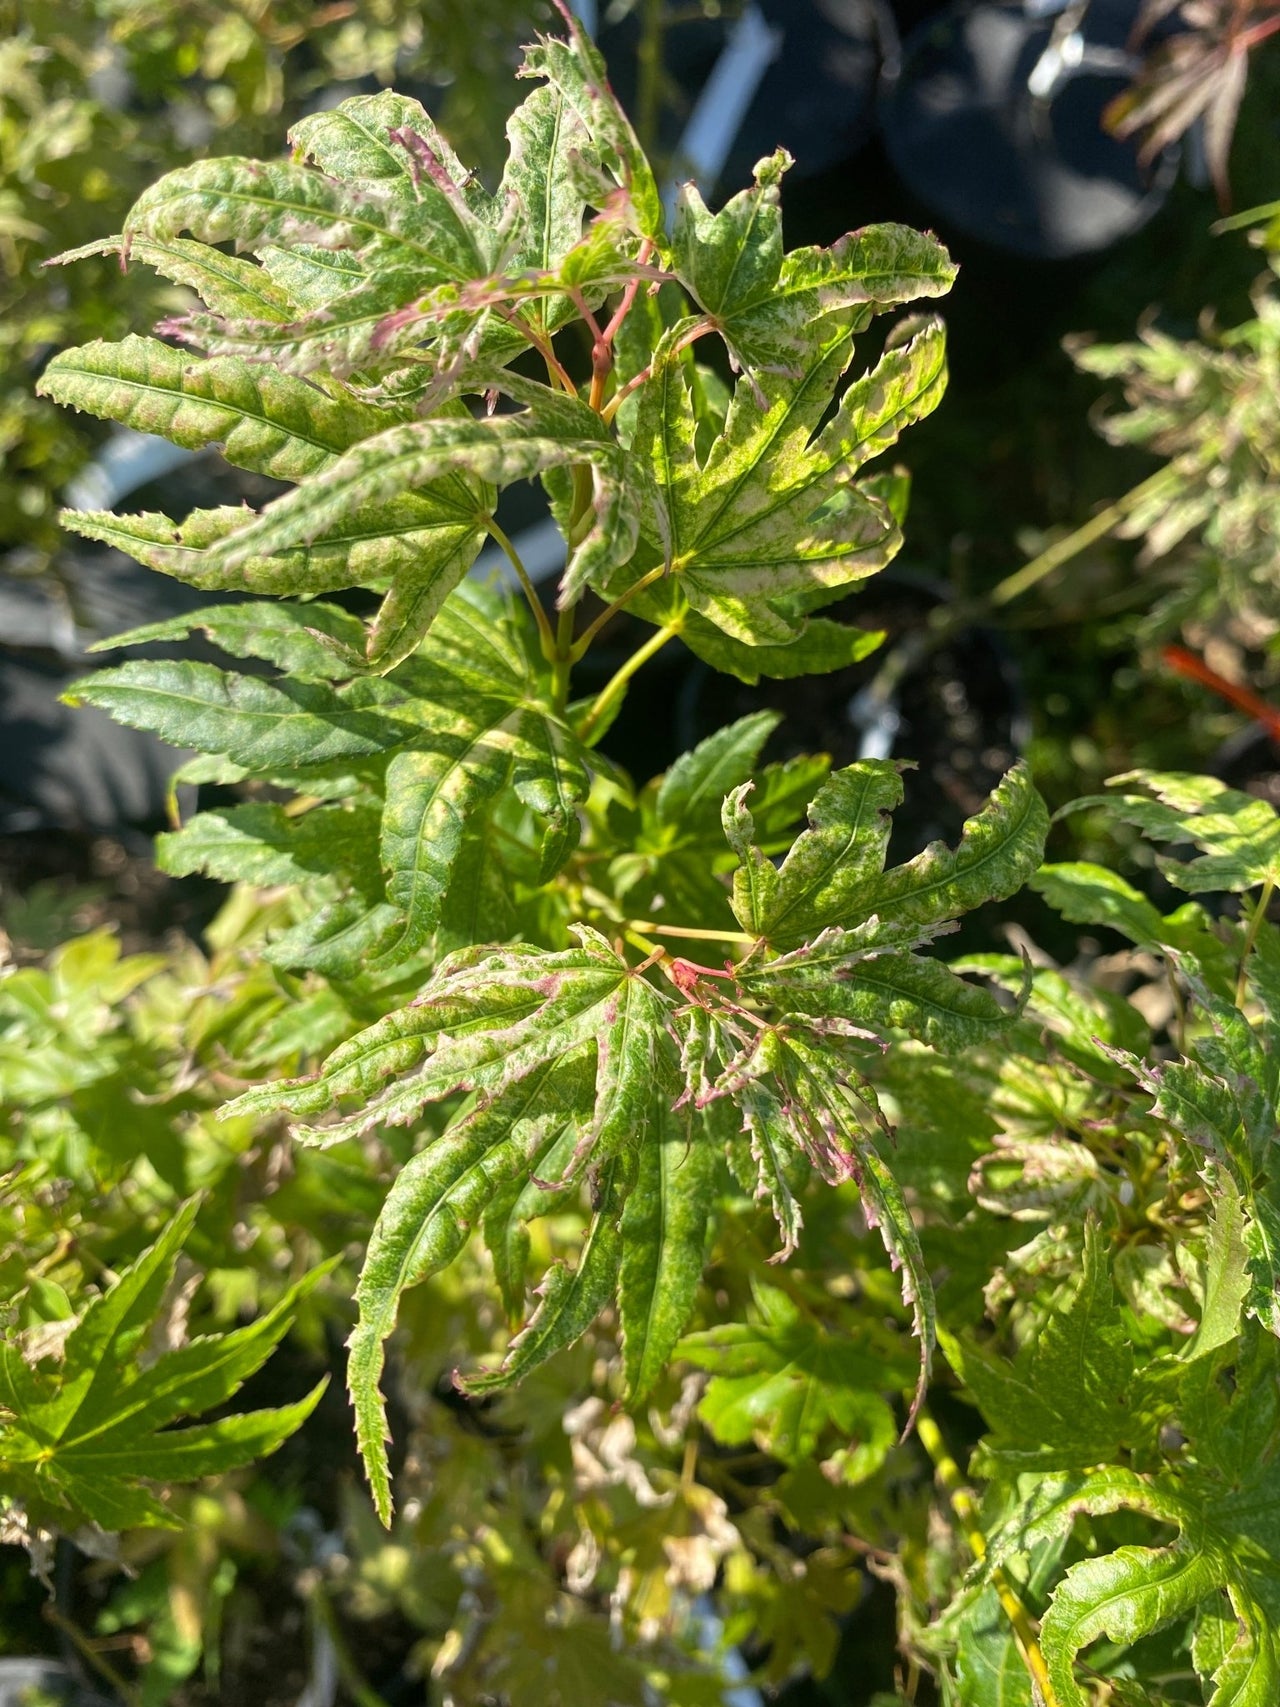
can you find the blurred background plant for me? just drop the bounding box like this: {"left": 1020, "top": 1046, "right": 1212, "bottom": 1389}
{"left": 0, "top": 0, "right": 559, "bottom": 562}
{"left": 1104, "top": 0, "right": 1280, "bottom": 207}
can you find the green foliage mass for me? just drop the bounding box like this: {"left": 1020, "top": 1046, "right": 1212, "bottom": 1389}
{"left": 3, "top": 11, "right": 1280, "bottom": 1707}
{"left": 1066, "top": 208, "right": 1280, "bottom": 639}
{"left": 1, "top": 1199, "right": 327, "bottom": 1534}
{"left": 1, "top": 0, "right": 548, "bottom": 554}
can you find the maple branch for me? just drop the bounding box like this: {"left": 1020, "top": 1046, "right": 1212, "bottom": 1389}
{"left": 483, "top": 516, "right": 556, "bottom": 661}
{"left": 917, "top": 1407, "right": 1063, "bottom": 1707}
{"left": 1236, "top": 876, "right": 1275, "bottom": 1009}
{"left": 601, "top": 246, "right": 653, "bottom": 348}
{"left": 43, "top": 1603, "right": 140, "bottom": 1707}
{"left": 494, "top": 303, "right": 577, "bottom": 393}
{"left": 1236, "top": 10, "right": 1280, "bottom": 50}
{"left": 856, "top": 461, "right": 1187, "bottom": 723}
{"left": 601, "top": 320, "right": 717, "bottom": 423}
{"left": 575, "top": 622, "right": 679, "bottom": 743}
{"left": 626, "top": 920, "right": 757, "bottom": 944}
{"left": 986, "top": 463, "right": 1184, "bottom": 609}
{"left": 570, "top": 564, "right": 669, "bottom": 657}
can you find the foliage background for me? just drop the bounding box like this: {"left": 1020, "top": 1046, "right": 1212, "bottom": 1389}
{"left": 2, "top": 2, "right": 1280, "bottom": 1705}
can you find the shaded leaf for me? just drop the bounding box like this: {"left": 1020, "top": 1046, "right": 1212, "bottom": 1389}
{"left": 348, "top": 1051, "right": 593, "bottom": 1523}
{"left": 679, "top": 1280, "right": 898, "bottom": 1469}
{"left": 618, "top": 1101, "right": 717, "bottom": 1400}
{"left": 0, "top": 1202, "right": 327, "bottom": 1534}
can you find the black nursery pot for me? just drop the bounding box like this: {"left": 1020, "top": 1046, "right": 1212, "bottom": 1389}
{"left": 714, "top": 0, "right": 896, "bottom": 194}
{"left": 598, "top": 0, "right": 893, "bottom": 199}
{"left": 879, "top": 0, "right": 1179, "bottom": 259}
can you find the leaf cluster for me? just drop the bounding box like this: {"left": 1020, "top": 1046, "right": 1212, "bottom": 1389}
{"left": 1068, "top": 209, "right": 1280, "bottom": 634}
{"left": 1, "top": 1199, "right": 325, "bottom": 1536}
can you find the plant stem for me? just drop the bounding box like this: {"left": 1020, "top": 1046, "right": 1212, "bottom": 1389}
{"left": 552, "top": 600, "right": 577, "bottom": 712}
{"left": 1236, "top": 876, "right": 1275, "bottom": 1010}
{"left": 601, "top": 320, "right": 716, "bottom": 424}
{"left": 495, "top": 304, "right": 577, "bottom": 394}
{"left": 43, "top": 1603, "right": 140, "bottom": 1707}
{"left": 575, "top": 623, "right": 678, "bottom": 743}
{"left": 859, "top": 462, "right": 1185, "bottom": 718}
{"left": 626, "top": 919, "right": 757, "bottom": 944}
{"left": 917, "top": 1406, "right": 1062, "bottom": 1707}
{"left": 637, "top": 0, "right": 665, "bottom": 160}
{"left": 571, "top": 564, "right": 669, "bottom": 657}
{"left": 1238, "top": 10, "right": 1280, "bottom": 51}
{"left": 986, "top": 463, "right": 1182, "bottom": 610}
{"left": 484, "top": 516, "right": 556, "bottom": 660}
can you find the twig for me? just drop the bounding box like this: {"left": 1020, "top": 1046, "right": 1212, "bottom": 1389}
{"left": 916, "top": 1406, "right": 1063, "bottom": 1707}
{"left": 483, "top": 516, "right": 556, "bottom": 660}
{"left": 575, "top": 623, "right": 679, "bottom": 742}
{"left": 857, "top": 462, "right": 1186, "bottom": 718}
{"left": 1236, "top": 876, "right": 1275, "bottom": 1010}
{"left": 987, "top": 464, "right": 1183, "bottom": 610}
{"left": 570, "top": 564, "right": 669, "bottom": 657}
{"left": 626, "top": 919, "right": 756, "bottom": 944}
{"left": 43, "top": 1602, "right": 140, "bottom": 1707}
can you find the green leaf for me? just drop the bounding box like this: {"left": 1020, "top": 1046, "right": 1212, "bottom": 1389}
{"left": 59, "top": 504, "right": 483, "bottom": 631}
{"left": 1032, "top": 861, "right": 1170, "bottom": 950}
{"left": 942, "top": 1222, "right": 1147, "bottom": 1468}
{"left": 618, "top": 1101, "right": 716, "bottom": 1401}
{"left": 740, "top": 926, "right": 1012, "bottom": 1050}
{"left": 722, "top": 780, "right": 782, "bottom": 937}
{"left": 264, "top": 896, "right": 405, "bottom": 980}
{"left": 715, "top": 1024, "right": 934, "bottom": 1411}
{"left": 727, "top": 761, "right": 902, "bottom": 943}
{"left": 951, "top": 1586, "right": 1037, "bottom": 1707}
{"left": 374, "top": 582, "right": 592, "bottom": 958}
{"left": 672, "top": 152, "right": 955, "bottom": 370}
{"left": 348, "top": 1051, "right": 593, "bottom": 1524}
{"left": 655, "top": 710, "right": 780, "bottom": 832}
{"left": 1107, "top": 986, "right": 1280, "bottom": 1337}
{"left": 64, "top": 659, "right": 414, "bottom": 769}
{"left": 172, "top": 268, "right": 443, "bottom": 377}
{"left": 670, "top": 149, "right": 790, "bottom": 368}
{"left": 519, "top": 17, "right": 663, "bottom": 242}
{"left": 36, "top": 336, "right": 394, "bottom": 481}
{"left": 499, "top": 84, "right": 594, "bottom": 337}
{"left": 93, "top": 599, "right": 368, "bottom": 679}
{"left": 1033, "top": 860, "right": 1239, "bottom": 997}
{"left": 462, "top": 1150, "right": 633, "bottom": 1399}
{"left": 225, "top": 928, "right": 677, "bottom": 1158}
{"left": 52, "top": 234, "right": 296, "bottom": 320}
{"left": 156, "top": 801, "right": 381, "bottom": 894}
{"left": 123, "top": 149, "right": 495, "bottom": 290}
{"left": 1188, "top": 1174, "right": 1251, "bottom": 1358}
{"left": 1070, "top": 771, "right": 1280, "bottom": 893}
{"left": 676, "top": 606, "right": 885, "bottom": 683}
{"left": 1041, "top": 1542, "right": 1218, "bottom": 1707}
{"left": 678, "top": 1280, "right": 898, "bottom": 1467}
{"left": 852, "top": 762, "right": 1049, "bottom": 938}
{"left": 0, "top": 1202, "right": 328, "bottom": 1534}
{"left": 482, "top": 1122, "right": 584, "bottom": 1322}
{"left": 289, "top": 90, "right": 488, "bottom": 203}
{"left": 185, "top": 396, "right": 625, "bottom": 624}
{"left": 626, "top": 318, "right": 937, "bottom": 645}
